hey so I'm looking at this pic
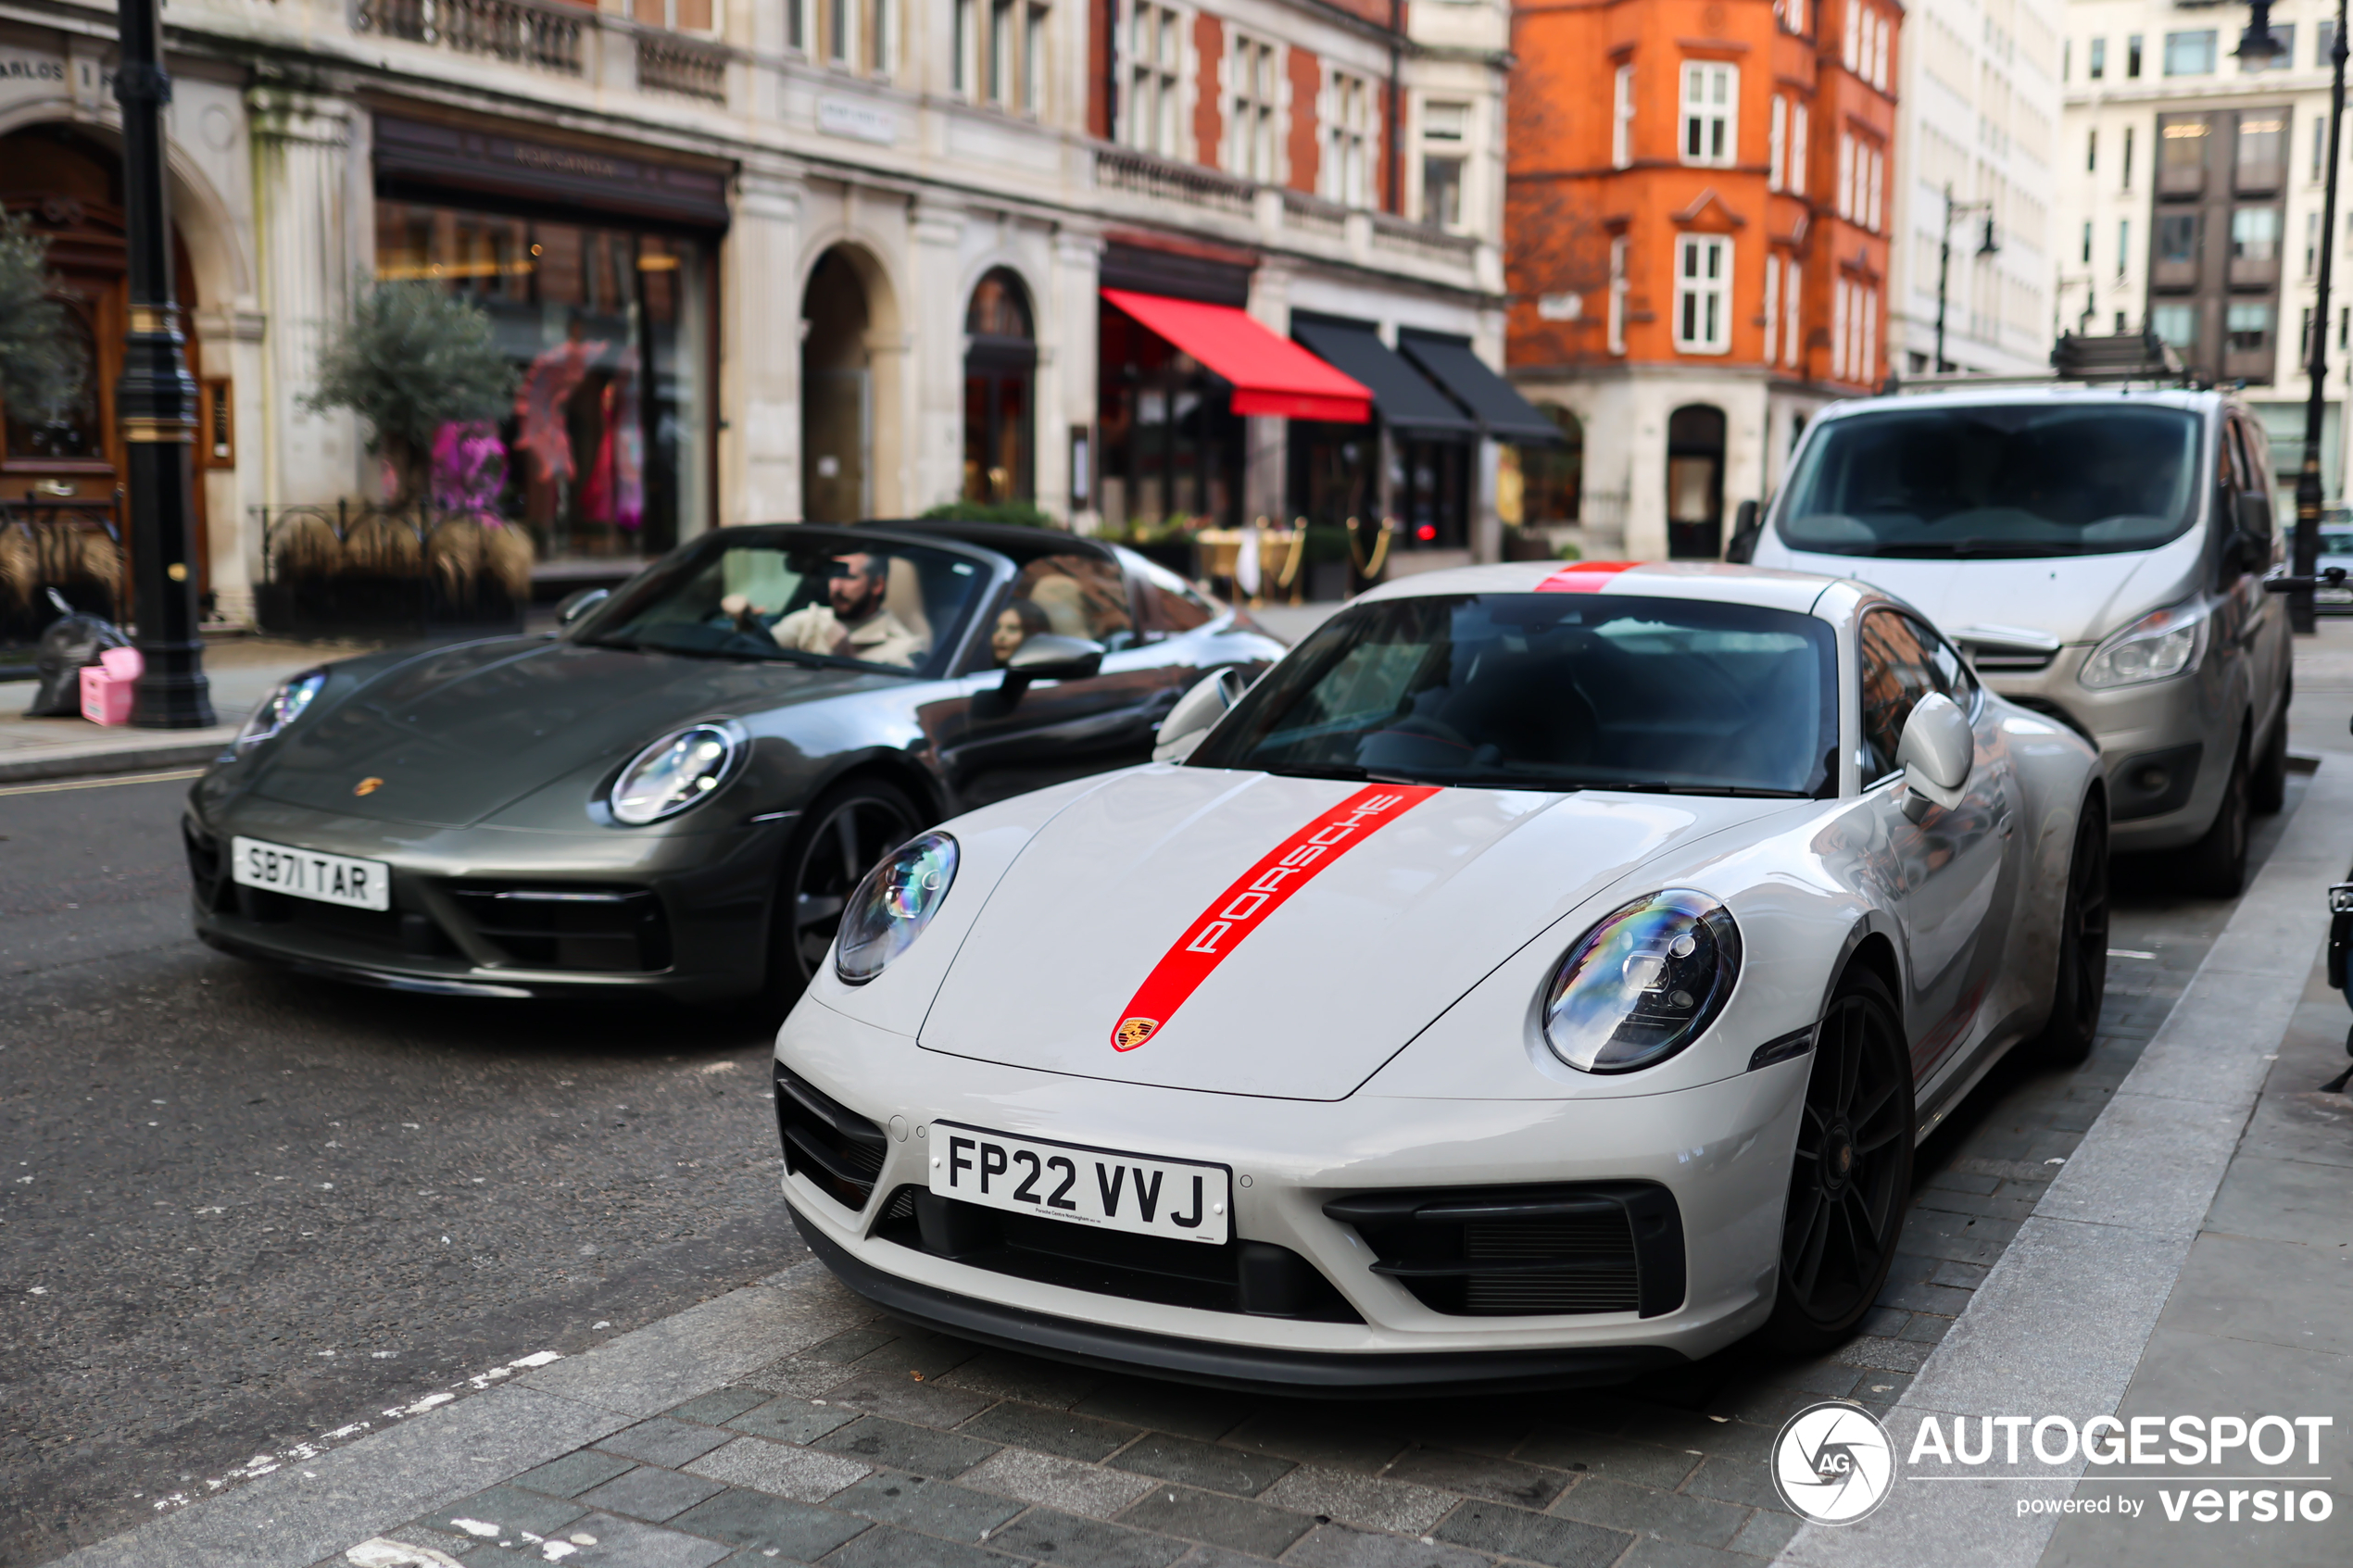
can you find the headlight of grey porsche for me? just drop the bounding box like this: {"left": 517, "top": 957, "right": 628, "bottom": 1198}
{"left": 1541, "top": 890, "right": 1742, "bottom": 1073}
{"left": 835, "top": 831, "right": 958, "bottom": 984}
{"left": 234, "top": 671, "right": 326, "bottom": 752}
{"left": 609, "top": 721, "right": 747, "bottom": 825}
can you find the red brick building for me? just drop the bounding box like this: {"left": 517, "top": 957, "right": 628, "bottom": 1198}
{"left": 1506, "top": 0, "right": 1898, "bottom": 559}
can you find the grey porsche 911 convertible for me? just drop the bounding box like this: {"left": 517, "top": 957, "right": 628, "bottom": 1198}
{"left": 183, "top": 521, "right": 1282, "bottom": 1006}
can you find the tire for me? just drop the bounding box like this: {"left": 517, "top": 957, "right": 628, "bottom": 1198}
{"left": 761, "top": 778, "right": 922, "bottom": 1015}
{"left": 1765, "top": 968, "right": 1915, "bottom": 1354}
{"left": 2030, "top": 801, "right": 2109, "bottom": 1069}
{"left": 2184, "top": 740, "right": 2251, "bottom": 899}
{"left": 2250, "top": 707, "right": 2289, "bottom": 816}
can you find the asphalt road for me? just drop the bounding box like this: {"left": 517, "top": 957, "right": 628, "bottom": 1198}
{"left": 0, "top": 771, "right": 802, "bottom": 1566}
{"left": 0, "top": 755, "right": 2313, "bottom": 1566}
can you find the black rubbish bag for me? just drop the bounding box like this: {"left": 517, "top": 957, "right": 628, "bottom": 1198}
{"left": 25, "top": 590, "right": 131, "bottom": 718}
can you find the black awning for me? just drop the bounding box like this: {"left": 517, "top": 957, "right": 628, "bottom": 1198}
{"left": 1398, "top": 332, "right": 1563, "bottom": 445}
{"left": 1292, "top": 320, "right": 1477, "bottom": 437}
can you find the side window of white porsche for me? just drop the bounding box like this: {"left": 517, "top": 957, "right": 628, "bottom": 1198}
{"left": 1857, "top": 609, "right": 1942, "bottom": 784}
{"left": 1909, "top": 615, "right": 1982, "bottom": 717}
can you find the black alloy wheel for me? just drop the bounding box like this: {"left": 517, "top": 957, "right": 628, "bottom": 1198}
{"left": 1767, "top": 969, "right": 1915, "bottom": 1351}
{"left": 2186, "top": 739, "right": 2250, "bottom": 898}
{"left": 764, "top": 778, "right": 921, "bottom": 1010}
{"left": 2032, "top": 802, "right": 2110, "bottom": 1068}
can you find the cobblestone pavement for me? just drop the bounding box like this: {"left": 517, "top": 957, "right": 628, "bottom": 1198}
{"left": 299, "top": 797, "right": 2298, "bottom": 1568}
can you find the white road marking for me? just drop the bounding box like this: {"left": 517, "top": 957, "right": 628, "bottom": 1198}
{"left": 0, "top": 768, "right": 208, "bottom": 797}
{"left": 2107, "top": 947, "right": 2158, "bottom": 960}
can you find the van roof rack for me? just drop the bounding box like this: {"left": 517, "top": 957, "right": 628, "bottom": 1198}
{"left": 1881, "top": 331, "right": 2208, "bottom": 395}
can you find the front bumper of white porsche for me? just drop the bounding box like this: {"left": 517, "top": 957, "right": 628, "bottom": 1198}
{"left": 774, "top": 994, "right": 1810, "bottom": 1394}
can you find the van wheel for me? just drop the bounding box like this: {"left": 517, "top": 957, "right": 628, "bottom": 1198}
{"left": 2250, "top": 710, "right": 2289, "bottom": 815}
{"left": 2030, "top": 802, "right": 2108, "bottom": 1069}
{"left": 1765, "top": 968, "right": 1914, "bottom": 1353}
{"left": 2185, "top": 741, "right": 2250, "bottom": 898}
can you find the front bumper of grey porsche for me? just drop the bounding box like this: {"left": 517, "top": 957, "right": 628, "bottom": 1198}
{"left": 182, "top": 797, "right": 788, "bottom": 1002}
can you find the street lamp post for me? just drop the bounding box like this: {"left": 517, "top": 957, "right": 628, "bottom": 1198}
{"left": 2292, "top": 0, "right": 2347, "bottom": 635}
{"left": 113, "top": 0, "right": 214, "bottom": 727}
{"left": 1933, "top": 183, "right": 1998, "bottom": 372}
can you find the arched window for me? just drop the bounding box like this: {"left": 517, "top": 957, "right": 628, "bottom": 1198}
{"left": 963, "top": 268, "right": 1036, "bottom": 504}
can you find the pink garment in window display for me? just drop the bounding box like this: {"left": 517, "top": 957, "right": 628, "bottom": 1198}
{"left": 581, "top": 370, "right": 647, "bottom": 531}
{"left": 512, "top": 334, "right": 605, "bottom": 486}
{"left": 432, "top": 420, "right": 510, "bottom": 520}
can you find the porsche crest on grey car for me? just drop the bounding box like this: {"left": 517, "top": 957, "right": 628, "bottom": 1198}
{"left": 182, "top": 521, "right": 1282, "bottom": 1006}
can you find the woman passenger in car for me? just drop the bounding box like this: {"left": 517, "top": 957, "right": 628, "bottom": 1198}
{"left": 990, "top": 598, "right": 1052, "bottom": 667}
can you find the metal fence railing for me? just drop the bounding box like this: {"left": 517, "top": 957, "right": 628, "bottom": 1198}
{"left": 254, "top": 502, "right": 530, "bottom": 640}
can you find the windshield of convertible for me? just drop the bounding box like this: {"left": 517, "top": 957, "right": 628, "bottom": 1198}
{"left": 573, "top": 538, "right": 984, "bottom": 675}
{"left": 1189, "top": 594, "right": 1838, "bottom": 797}
{"left": 1775, "top": 403, "right": 2203, "bottom": 559}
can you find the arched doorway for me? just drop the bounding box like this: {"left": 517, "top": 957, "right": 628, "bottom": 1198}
{"left": 1, "top": 124, "right": 208, "bottom": 630}
{"left": 963, "top": 269, "right": 1035, "bottom": 504}
{"left": 801, "top": 246, "right": 873, "bottom": 521}
{"left": 1665, "top": 404, "right": 1725, "bottom": 559}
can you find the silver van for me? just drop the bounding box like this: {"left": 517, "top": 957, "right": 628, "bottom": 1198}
{"left": 1747, "top": 385, "right": 2292, "bottom": 895}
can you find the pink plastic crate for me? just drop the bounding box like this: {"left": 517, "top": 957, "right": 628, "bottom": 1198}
{"left": 80, "top": 646, "right": 144, "bottom": 727}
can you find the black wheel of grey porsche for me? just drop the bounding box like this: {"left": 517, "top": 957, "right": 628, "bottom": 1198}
{"left": 2029, "top": 801, "right": 2109, "bottom": 1070}
{"left": 1766, "top": 968, "right": 1914, "bottom": 1353}
{"left": 763, "top": 779, "right": 921, "bottom": 1010}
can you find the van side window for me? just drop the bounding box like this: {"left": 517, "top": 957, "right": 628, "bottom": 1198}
{"left": 2233, "top": 419, "right": 2276, "bottom": 533}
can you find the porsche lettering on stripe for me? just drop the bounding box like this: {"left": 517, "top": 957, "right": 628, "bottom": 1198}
{"left": 1535, "top": 560, "right": 1641, "bottom": 594}
{"left": 1111, "top": 784, "right": 1439, "bottom": 1050}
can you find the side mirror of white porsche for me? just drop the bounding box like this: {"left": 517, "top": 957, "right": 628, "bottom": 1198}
{"left": 1895, "top": 693, "right": 1973, "bottom": 820}
{"left": 1153, "top": 667, "right": 1249, "bottom": 763}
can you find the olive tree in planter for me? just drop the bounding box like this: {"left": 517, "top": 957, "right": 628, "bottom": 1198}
{"left": 288, "top": 281, "right": 528, "bottom": 634}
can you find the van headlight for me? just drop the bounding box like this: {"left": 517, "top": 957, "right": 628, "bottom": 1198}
{"left": 1541, "top": 890, "right": 1742, "bottom": 1073}
{"left": 609, "top": 721, "right": 747, "bottom": 825}
{"left": 235, "top": 671, "right": 326, "bottom": 751}
{"left": 2079, "top": 601, "right": 2210, "bottom": 690}
{"left": 836, "top": 831, "right": 958, "bottom": 984}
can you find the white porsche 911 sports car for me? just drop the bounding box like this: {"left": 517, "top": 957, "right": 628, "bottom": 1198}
{"left": 771, "top": 561, "right": 2107, "bottom": 1394}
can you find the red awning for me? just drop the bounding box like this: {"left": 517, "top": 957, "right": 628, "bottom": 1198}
{"left": 1103, "top": 288, "right": 1372, "bottom": 423}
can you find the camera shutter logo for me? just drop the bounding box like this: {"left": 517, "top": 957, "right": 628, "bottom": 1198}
{"left": 1772, "top": 1402, "right": 1896, "bottom": 1524}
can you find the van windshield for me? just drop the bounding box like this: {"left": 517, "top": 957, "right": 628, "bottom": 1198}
{"left": 1775, "top": 404, "right": 2203, "bottom": 558}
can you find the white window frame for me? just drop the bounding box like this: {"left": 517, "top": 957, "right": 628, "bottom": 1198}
{"left": 989, "top": 0, "right": 1015, "bottom": 104}
{"left": 1784, "top": 260, "right": 1802, "bottom": 368}
{"left": 1837, "top": 134, "right": 1855, "bottom": 219}
{"left": 828, "top": 0, "right": 854, "bottom": 65}
{"left": 788, "top": 0, "right": 811, "bottom": 53}
{"left": 1421, "top": 98, "right": 1471, "bottom": 231}
{"left": 1227, "top": 33, "right": 1280, "bottom": 182}
{"left": 1859, "top": 285, "right": 1876, "bottom": 383}
{"left": 1866, "top": 144, "right": 1882, "bottom": 231}
{"left": 1680, "top": 62, "right": 1738, "bottom": 167}
{"left": 1323, "top": 69, "right": 1376, "bottom": 207}
{"left": 1768, "top": 95, "right": 1787, "bottom": 191}
{"left": 1675, "top": 234, "right": 1732, "bottom": 354}
{"left": 1870, "top": 12, "right": 1889, "bottom": 88}
{"left": 1023, "top": 4, "right": 1045, "bottom": 113}
{"left": 1126, "top": 1, "right": 1183, "bottom": 157}
{"left": 1790, "top": 103, "right": 1809, "bottom": 194}
{"left": 1831, "top": 279, "right": 1850, "bottom": 380}
{"left": 1608, "top": 235, "right": 1629, "bottom": 355}
{"left": 1613, "top": 64, "right": 1635, "bottom": 169}
{"left": 1843, "top": 0, "right": 1861, "bottom": 70}
{"left": 1762, "top": 254, "right": 1781, "bottom": 364}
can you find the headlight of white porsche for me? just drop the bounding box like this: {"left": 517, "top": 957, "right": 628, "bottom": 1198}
{"left": 835, "top": 831, "right": 958, "bottom": 984}
{"left": 2078, "top": 600, "right": 2210, "bottom": 690}
{"left": 1541, "top": 890, "right": 1742, "bottom": 1074}
{"left": 235, "top": 671, "right": 326, "bottom": 752}
{"left": 609, "top": 721, "right": 747, "bottom": 825}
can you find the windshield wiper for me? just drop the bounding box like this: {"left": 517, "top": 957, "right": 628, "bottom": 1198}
{"left": 1567, "top": 780, "right": 1814, "bottom": 798}
{"left": 1255, "top": 762, "right": 1372, "bottom": 783}
{"left": 1869, "top": 539, "right": 2084, "bottom": 559}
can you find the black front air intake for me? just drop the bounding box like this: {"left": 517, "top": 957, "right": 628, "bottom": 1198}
{"left": 444, "top": 884, "right": 672, "bottom": 972}
{"left": 1324, "top": 1183, "right": 1685, "bottom": 1318}
{"left": 774, "top": 1062, "right": 889, "bottom": 1212}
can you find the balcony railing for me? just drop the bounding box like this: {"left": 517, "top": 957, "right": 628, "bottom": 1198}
{"left": 1370, "top": 210, "right": 1479, "bottom": 260}
{"left": 355, "top": 0, "right": 586, "bottom": 77}
{"left": 1098, "top": 145, "right": 1257, "bottom": 220}
{"left": 638, "top": 32, "right": 729, "bottom": 102}
{"left": 1280, "top": 187, "right": 1350, "bottom": 241}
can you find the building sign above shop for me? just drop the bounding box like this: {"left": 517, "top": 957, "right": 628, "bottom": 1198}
{"left": 818, "top": 98, "right": 898, "bottom": 146}
{"left": 372, "top": 116, "right": 731, "bottom": 226}
{"left": 0, "top": 49, "right": 68, "bottom": 103}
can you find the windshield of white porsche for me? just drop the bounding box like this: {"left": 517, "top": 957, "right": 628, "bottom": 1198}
{"left": 573, "top": 540, "right": 984, "bottom": 675}
{"left": 1190, "top": 595, "right": 1838, "bottom": 797}
{"left": 1776, "top": 404, "right": 2202, "bottom": 559}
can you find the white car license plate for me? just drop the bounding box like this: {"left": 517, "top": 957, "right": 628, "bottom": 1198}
{"left": 930, "top": 1122, "right": 1230, "bottom": 1245}
{"left": 230, "top": 836, "right": 392, "bottom": 911}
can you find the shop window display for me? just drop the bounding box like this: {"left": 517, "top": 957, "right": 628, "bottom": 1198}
{"left": 374, "top": 202, "right": 710, "bottom": 563}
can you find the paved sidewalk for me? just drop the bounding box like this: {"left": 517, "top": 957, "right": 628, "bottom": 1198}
{"left": 1784, "top": 756, "right": 2353, "bottom": 1568}
{"left": 0, "top": 639, "right": 370, "bottom": 783}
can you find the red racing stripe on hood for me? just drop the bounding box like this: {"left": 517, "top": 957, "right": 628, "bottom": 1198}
{"left": 1111, "top": 784, "right": 1439, "bottom": 1050}
{"left": 1535, "top": 560, "right": 1642, "bottom": 593}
